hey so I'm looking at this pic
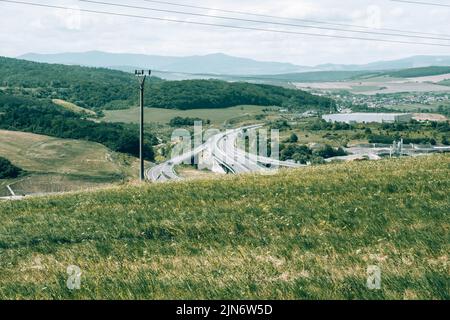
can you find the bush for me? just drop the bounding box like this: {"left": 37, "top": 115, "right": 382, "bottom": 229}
{"left": 270, "top": 120, "right": 291, "bottom": 131}
{"left": 368, "top": 135, "right": 396, "bottom": 144}
{"left": 289, "top": 133, "right": 299, "bottom": 143}
{"left": 314, "top": 145, "right": 347, "bottom": 158}
{"left": 0, "top": 157, "right": 23, "bottom": 179}
{"left": 169, "top": 117, "right": 209, "bottom": 127}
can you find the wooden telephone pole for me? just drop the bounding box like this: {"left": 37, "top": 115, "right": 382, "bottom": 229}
{"left": 135, "top": 70, "right": 151, "bottom": 181}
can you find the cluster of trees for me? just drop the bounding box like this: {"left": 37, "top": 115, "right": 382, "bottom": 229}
{"left": 429, "top": 120, "right": 450, "bottom": 133}
{"left": 0, "top": 93, "right": 155, "bottom": 159}
{"left": 280, "top": 143, "right": 347, "bottom": 164}
{"left": 0, "top": 157, "right": 23, "bottom": 179}
{"left": 270, "top": 120, "right": 292, "bottom": 131}
{"left": 169, "top": 116, "right": 210, "bottom": 127}
{"left": 443, "top": 136, "right": 450, "bottom": 145}
{"left": 368, "top": 134, "right": 437, "bottom": 145}
{"left": 307, "top": 119, "right": 359, "bottom": 131}
{"left": 437, "top": 105, "right": 450, "bottom": 117}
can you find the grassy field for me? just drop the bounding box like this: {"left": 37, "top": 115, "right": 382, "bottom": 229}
{"left": 102, "top": 105, "right": 274, "bottom": 125}
{"left": 52, "top": 99, "right": 96, "bottom": 116}
{"left": 276, "top": 117, "right": 449, "bottom": 148}
{"left": 0, "top": 154, "right": 448, "bottom": 299}
{"left": 0, "top": 130, "right": 140, "bottom": 194}
{"left": 174, "top": 164, "right": 220, "bottom": 180}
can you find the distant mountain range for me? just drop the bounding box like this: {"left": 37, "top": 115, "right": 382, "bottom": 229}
{"left": 315, "top": 56, "right": 450, "bottom": 72}
{"left": 18, "top": 51, "right": 450, "bottom": 76}
{"left": 18, "top": 51, "right": 306, "bottom": 75}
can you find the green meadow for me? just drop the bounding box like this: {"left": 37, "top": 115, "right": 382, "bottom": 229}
{"left": 0, "top": 155, "right": 448, "bottom": 299}
{"left": 102, "top": 105, "right": 273, "bottom": 125}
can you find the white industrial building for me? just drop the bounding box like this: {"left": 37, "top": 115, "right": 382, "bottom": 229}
{"left": 322, "top": 113, "right": 412, "bottom": 124}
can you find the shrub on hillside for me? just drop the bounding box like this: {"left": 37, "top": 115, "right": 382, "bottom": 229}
{"left": 0, "top": 157, "right": 23, "bottom": 179}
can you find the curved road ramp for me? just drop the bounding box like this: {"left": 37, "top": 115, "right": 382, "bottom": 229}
{"left": 146, "top": 125, "right": 305, "bottom": 182}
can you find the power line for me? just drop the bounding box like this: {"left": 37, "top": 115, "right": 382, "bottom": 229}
{"left": 391, "top": 0, "right": 450, "bottom": 7}
{"left": 141, "top": 0, "right": 450, "bottom": 38}
{"left": 79, "top": 0, "right": 450, "bottom": 42}
{"left": 2, "top": 0, "right": 450, "bottom": 47}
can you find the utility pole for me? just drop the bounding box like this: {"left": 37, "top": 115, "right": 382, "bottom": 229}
{"left": 135, "top": 69, "right": 151, "bottom": 181}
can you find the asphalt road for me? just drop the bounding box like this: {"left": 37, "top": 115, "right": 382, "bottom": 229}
{"left": 146, "top": 124, "right": 305, "bottom": 182}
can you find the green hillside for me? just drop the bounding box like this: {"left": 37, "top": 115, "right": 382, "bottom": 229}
{"left": 143, "top": 79, "right": 335, "bottom": 111}
{"left": 0, "top": 155, "right": 448, "bottom": 299}
{"left": 384, "top": 66, "right": 450, "bottom": 78}
{"left": 0, "top": 129, "right": 141, "bottom": 196}
{"left": 0, "top": 56, "right": 147, "bottom": 110}
{"left": 0, "top": 129, "right": 137, "bottom": 178}
{"left": 0, "top": 57, "right": 334, "bottom": 111}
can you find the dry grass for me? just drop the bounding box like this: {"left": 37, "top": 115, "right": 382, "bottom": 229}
{"left": 0, "top": 155, "right": 448, "bottom": 299}
{"left": 52, "top": 99, "right": 96, "bottom": 116}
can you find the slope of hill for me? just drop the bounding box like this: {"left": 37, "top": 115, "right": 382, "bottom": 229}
{"left": 0, "top": 129, "right": 141, "bottom": 195}
{"left": 383, "top": 66, "right": 450, "bottom": 78}
{"left": 0, "top": 129, "right": 131, "bottom": 177}
{"left": 0, "top": 155, "right": 448, "bottom": 299}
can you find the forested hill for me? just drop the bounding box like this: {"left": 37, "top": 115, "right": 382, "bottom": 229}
{"left": 0, "top": 56, "right": 161, "bottom": 110}
{"left": 0, "top": 57, "right": 335, "bottom": 111}
{"left": 145, "top": 80, "right": 335, "bottom": 110}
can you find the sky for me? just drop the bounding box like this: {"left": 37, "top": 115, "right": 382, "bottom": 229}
{"left": 1, "top": 0, "right": 450, "bottom": 66}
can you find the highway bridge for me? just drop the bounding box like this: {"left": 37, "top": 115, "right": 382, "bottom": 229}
{"left": 146, "top": 125, "right": 304, "bottom": 182}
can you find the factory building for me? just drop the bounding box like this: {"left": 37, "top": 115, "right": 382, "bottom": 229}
{"left": 322, "top": 113, "right": 412, "bottom": 124}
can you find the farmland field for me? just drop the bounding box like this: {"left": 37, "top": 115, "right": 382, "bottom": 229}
{"left": 102, "top": 105, "right": 274, "bottom": 125}
{"left": 0, "top": 154, "right": 448, "bottom": 299}
{"left": 295, "top": 80, "right": 450, "bottom": 95}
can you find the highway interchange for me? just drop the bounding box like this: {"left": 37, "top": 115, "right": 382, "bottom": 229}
{"left": 146, "top": 125, "right": 304, "bottom": 182}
